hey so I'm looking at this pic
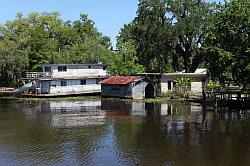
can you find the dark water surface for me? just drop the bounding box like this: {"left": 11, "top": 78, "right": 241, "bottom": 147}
{"left": 0, "top": 98, "right": 249, "bottom": 166}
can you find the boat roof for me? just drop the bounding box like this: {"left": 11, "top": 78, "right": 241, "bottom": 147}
{"left": 42, "top": 64, "right": 107, "bottom": 67}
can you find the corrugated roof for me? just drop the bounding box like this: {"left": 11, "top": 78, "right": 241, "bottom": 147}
{"left": 100, "top": 76, "right": 142, "bottom": 85}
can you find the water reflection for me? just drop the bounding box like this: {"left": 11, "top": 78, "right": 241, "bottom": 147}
{"left": 42, "top": 101, "right": 105, "bottom": 127}
{"left": 0, "top": 99, "right": 249, "bottom": 165}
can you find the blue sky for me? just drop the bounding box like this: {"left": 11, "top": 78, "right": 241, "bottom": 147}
{"left": 0, "top": 0, "right": 223, "bottom": 46}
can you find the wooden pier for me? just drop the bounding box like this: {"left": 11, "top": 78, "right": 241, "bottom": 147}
{"left": 206, "top": 87, "right": 250, "bottom": 108}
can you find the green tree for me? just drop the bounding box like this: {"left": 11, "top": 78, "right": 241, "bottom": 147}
{"left": 0, "top": 39, "right": 29, "bottom": 86}
{"left": 166, "top": 0, "right": 216, "bottom": 72}
{"left": 27, "top": 12, "right": 64, "bottom": 71}
{"left": 0, "top": 14, "right": 29, "bottom": 86}
{"left": 204, "top": 0, "right": 250, "bottom": 87}
{"left": 108, "top": 39, "right": 144, "bottom": 75}
{"left": 66, "top": 14, "right": 112, "bottom": 64}
{"left": 0, "top": 12, "right": 112, "bottom": 86}
{"left": 119, "top": 0, "right": 174, "bottom": 73}
{"left": 119, "top": 0, "right": 216, "bottom": 73}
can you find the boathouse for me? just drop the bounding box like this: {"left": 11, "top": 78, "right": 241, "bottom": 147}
{"left": 137, "top": 69, "right": 208, "bottom": 95}
{"left": 161, "top": 69, "right": 207, "bottom": 94}
{"left": 20, "top": 64, "right": 107, "bottom": 97}
{"left": 100, "top": 76, "right": 155, "bottom": 99}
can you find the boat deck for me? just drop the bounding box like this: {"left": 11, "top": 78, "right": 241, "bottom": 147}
{"left": 21, "top": 91, "right": 101, "bottom": 98}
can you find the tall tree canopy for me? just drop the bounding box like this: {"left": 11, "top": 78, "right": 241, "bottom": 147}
{"left": 0, "top": 12, "right": 112, "bottom": 86}
{"left": 166, "top": 0, "right": 216, "bottom": 72}
{"left": 108, "top": 39, "right": 145, "bottom": 76}
{"left": 119, "top": 0, "right": 174, "bottom": 73}
{"left": 0, "top": 1, "right": 249, "bottom": 87}
{"left": 118, "top": 0, "right": 216, "bottom": 73}
{"left": 204, "top": 0, "right": 250, "bottom": 87}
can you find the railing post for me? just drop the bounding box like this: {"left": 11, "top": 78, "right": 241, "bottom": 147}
{"left": 25, "top": 72, "right": 51, "bottom": 79}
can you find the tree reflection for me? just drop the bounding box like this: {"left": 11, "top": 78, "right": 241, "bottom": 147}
{"left": 0, "top": 99, "right": 249, "bottom": 165}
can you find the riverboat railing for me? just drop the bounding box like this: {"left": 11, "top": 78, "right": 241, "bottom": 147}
{"left": 25, "top": 72, "right": 51, "bottom": 79}
{"left": 206, "top": 86, "right": 250, "bottom": 102}
{"left": 0, "top": 87, "right": 15, "bottom": 92}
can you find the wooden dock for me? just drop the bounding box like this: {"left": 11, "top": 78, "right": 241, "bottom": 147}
{"left": 206, "top": 87, "right": 250, "bottom": 108}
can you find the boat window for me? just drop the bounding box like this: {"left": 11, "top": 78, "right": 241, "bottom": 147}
{"left": 81, "top": 80, "right": 86, "bottom": 85}
{"left": 88, "top": 66, "right": 92, "bottom": 69}
{"left": 103, "top": 66, "right": 107, "bottom": 70}
{"left": 58, "top": 66, "right": 67, "bottom": 72}
{"left": 60, "top": 80, "right": 67, "bottom": 86}
{"left": 45, "top": 66, "right": 51, "bottom": 72}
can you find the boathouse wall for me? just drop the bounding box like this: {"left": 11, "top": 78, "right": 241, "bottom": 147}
{"left": 101, "top": 84, "right": 133, "bottom": 98}
{"left": 101, "top": 77, "right": 154, "bottom": 99}
{"left": 161, "top": 75, "right": 206, "bottom": 94}
{"left": 132, "top": 81, "right": 148, "bottom": 99}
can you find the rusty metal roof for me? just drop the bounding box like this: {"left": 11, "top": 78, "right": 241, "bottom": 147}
{"left": 100, "top": 76, "right": 142, "bottom": 85}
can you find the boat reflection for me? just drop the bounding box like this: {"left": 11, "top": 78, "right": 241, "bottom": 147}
{"left": 20, "top": 99, "right": 247, "bottom": 130}
{"left": 1, "top": 99, "right": 249, "bottom": 165}
{"left": 41, "top": 100, "right": 105, "bottom": 127}
{"left": 38, "top": 99, "right": 148, "bottom": 128}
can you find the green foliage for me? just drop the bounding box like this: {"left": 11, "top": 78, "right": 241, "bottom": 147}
{"left": 118, "top": 0, "right": 248, "bottom": 86}
{"left": 204, "top": 0, "right": 250, "bottom": 87}
{"left": 0, "top": 35, "right": 29, "bottom": 86}
{"left": 174, "top": 77, "right": 192, "bottom": 97}
{"left": 204, "top": 47, "right": 233, "bottom": 83}
{"left": 160, "top": 91, "right": 172, "bottom": 98}
{"left": 108, "top": 39, "right": 144, "bottom": 75}
{"left": 164, "top": 64, "right": 174, "bottom": 73}
{"left": 118, "top": 0, "right": 174, "bottom": 73}
{"left": 0, "top": 12, "right": 112, "bottom": 86}
{"left": 207, "top": 80, "right": 221, "bottom": 88}
{"left": 175, "top": 77, "right": 192, "bottom": 87}
{"left": 119, "top": 0, "right": 216, "bottom": 73}
{"left": 206, "top": 80, "right": 221, "bottom": 94}
{"left": 1, "top": 0, "right": 249, "bottom": 88}
{"left": 166, "top": 0, "right": 216, "bottom": 72}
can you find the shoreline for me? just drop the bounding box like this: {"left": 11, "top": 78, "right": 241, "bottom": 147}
{"left": 1, "top": 95, "right": 249, "bottom": 109}
{"left": 0, "top": 95, "right": 200, "bottom": 103}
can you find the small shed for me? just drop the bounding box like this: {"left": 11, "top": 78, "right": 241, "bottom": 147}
{"left": 100, "top": 76, "right": 155, "bottom": 99}
{"left": 161, "top": 69, "right": 208, "bottom": 94}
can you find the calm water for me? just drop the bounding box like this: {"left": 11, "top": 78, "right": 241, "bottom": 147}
{"left": 0, "top": 98, "right": 249, "bottom": 166}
